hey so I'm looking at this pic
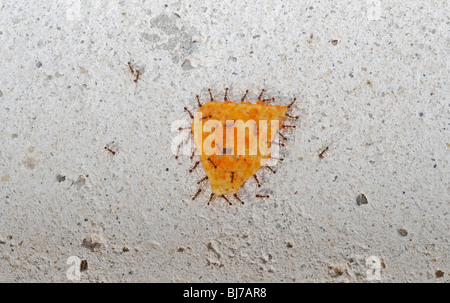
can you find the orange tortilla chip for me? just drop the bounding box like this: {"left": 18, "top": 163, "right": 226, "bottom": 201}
{"left": 191, "top": 100, "right": 287, "bottom": 195}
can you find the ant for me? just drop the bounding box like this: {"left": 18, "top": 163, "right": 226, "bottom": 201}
{"left": 200, "top": 114, "right": 212, "bottom": 121}
{"left": 189, "top": 161, "right": 200, "bottom": 173}
{"left": 224, "top": 87, "right": 229, "bottom": 101}
{"left": 253, "top": 175, "right": 261, "bottom": 187}
{"left": 192, "top": 188, "right": 202, "bottom": 201}
{"left": 196, "top": 95, "right": 203, "bottom": 107}
{"left": 197, "top": 176, "right": 208, "bottom": 185}
{"left": 127, "top": 61, "right": 142, "bottom": 83}
{"left": 104, "top": 145, "right": 116, "bottom": 156}
{"left": 184, "top": 107, "right": 194, "bottom": 119}
{"left": 233, "top": 194, "right": 244, "bottom": 204}
{"left": 258, "top": 88, "right": 275, "bottom": 103}
{"left": 207, "top": 157, "right": 217, "bottom": 169}
{"left": 241, "top": 90, "right": 249, "bottom": 102}
{"left": 318, "top": 146, "right": 329, "bottom": 159}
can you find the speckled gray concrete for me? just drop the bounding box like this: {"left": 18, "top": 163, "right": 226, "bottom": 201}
{"left": 0, "top": 0, "right": 448, "bottom": 282}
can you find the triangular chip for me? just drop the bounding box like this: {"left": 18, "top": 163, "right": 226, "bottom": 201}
{"left": 191, "top": 100, "right": 287, "bottom": 196}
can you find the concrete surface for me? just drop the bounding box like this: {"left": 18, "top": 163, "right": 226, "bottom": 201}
{"left": 0, "top": 0, "right": 448, "bottom": 282}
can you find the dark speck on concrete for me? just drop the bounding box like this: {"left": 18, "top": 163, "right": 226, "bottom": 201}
{"left": 36, "top": 61, "right": 42, "bottom": 68}
{"left": 56, "top": 174, "right": 66, "bottom": 182}
{"left": 356, "top": 193, "right": 368, "bottom": 206}
{"left": 80, "top": 260, "right": 88, "bottom": 271}
{"left": 436, "top": 270, "right": 444, "bottom": 278}
{"left": 419, "top": 112, "right": 423, "bottom": 117}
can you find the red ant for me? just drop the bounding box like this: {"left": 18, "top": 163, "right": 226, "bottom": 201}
{"left": 119, "top": 59, "right": 151, "bottom": 94}
{"left": 104, "top": 145, "right": 116, "bottom": 155}
{"left": 189, "top": 161, "right": 200, "bottom": 173}
{"left": 192, "top": 188, "right": 202, "bottom": 200}
{"left": 207, "top": 157, "right": 217, "bottom": 169}
{"left": 127, "top": 61, "right": 142, "bottom": 83}
{"left": 318, "top": 146, "right": 329, "bottom": 159}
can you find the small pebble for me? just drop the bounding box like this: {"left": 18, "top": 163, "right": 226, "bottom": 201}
{"left": 56, "top": 174, "right": 66, "bottom": 182}
{"left": 436, "top": 270, "right": 444, "bottom": 278}
{"left": 398, "top": 228, "right": 408, "bottom": 237}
